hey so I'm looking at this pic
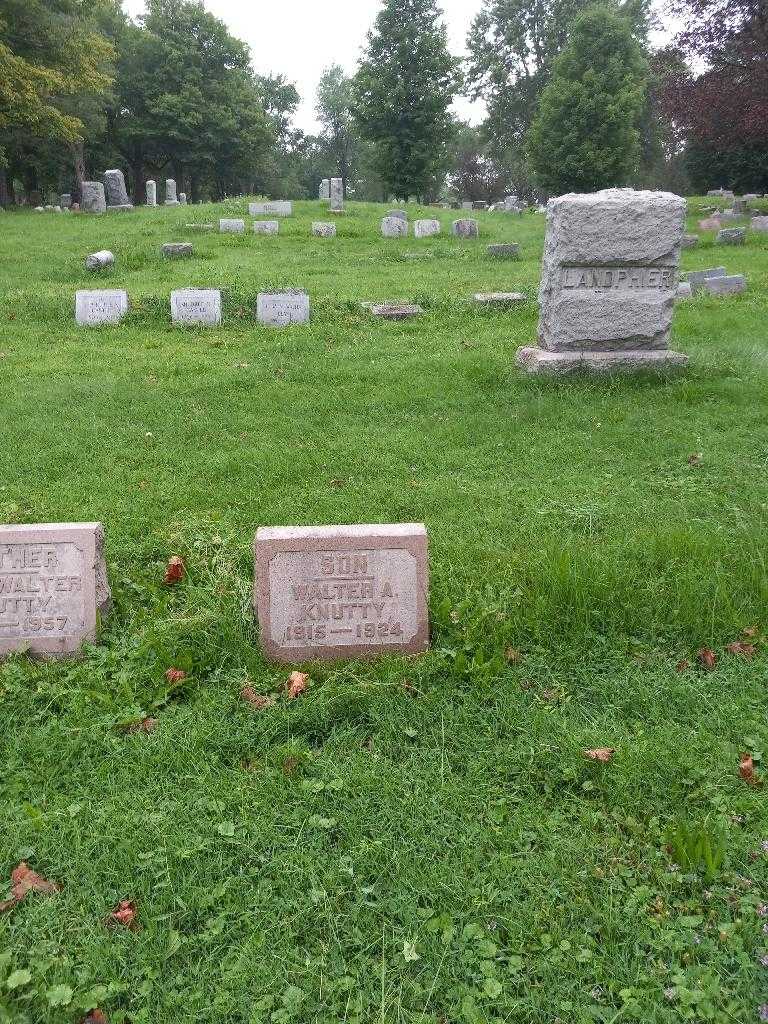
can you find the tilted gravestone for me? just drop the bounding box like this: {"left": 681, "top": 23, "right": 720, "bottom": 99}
{"left": 0, "top": 523, "right": 111, "bottom": 658}
{"left": 103, "top": 169, "right": 133, "bottom": 210}
{"left": 75, "top": 290, "right": 129, "bottom": 326}
{"left": 716, "top": 227, "right": 745, "bottom": 245}
{"left": 146, "top": 180, "right": 157, "bottom": 206}
{"left": 312, "top": 222, "right": 336, "bottom": 237}
{"left": 517, "top": 188, "right": 688, "bottom": 375}
{"left": 414, "top": 219, "right": 441, "bottom": 238}
{"left": 702, "top": 275, "right": 747, "bottom": 296}
{"left": 381, "top": 216, "right": 408, "bottom": 238}
{"left": 330, "top": 178, "right": 344, "bottom": 212}
{"left": 257, "top": 291, "right": 310, "bottom": 326}
{"left": 170, "top": 289, "right": 221, "bottom": 325}
{"left": 165, "top": 179, "right": 179, "bottom": 206}
{"left": 752, "top": 216, "right": 768, "bottom": 231}
{"left": 252, "top": 220, "right": 279, "bottom": 235}
{"left": 81, "top": 181, "right": 106, "bottom": 214}
{"left": 452, "top": 219, "right": 479, "bottom": 238}
{"left": 684, "top": 267, "right": 726, "bottom": 293}
{"left": 254, "top": 524, "right": 429, "bottom": 662}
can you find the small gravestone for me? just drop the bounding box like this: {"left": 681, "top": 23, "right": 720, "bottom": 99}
{"left": 487, "top": 243, "right": 519, "bottom": 259}
{"left": 179, "top": 192, "right": 187, "bottom": 205}
{"left": 254, "top": 523, "right": 429, "bottom": 662}
{"left": 146, "top": 180, "right": 157, "bottom": 206}
{"left": 452, "top": 219, "right": 479, "bottom": 238}
{"left": 368, "top": 303, "right": 423, "bottom": 320}
{"left": 312, "top": 222, "right": 336, "bottom": 237}
{"left": 319, "top": 179, "right": 330, "bottom": 200}
{"left": 702, "top": 274, "right": 746, "bottom": 296}
{"left": 75, "top": 290, "right": 129, "bottom": 326}
{"left": 162, "top": 243, "right": 193, "bottom": 258}
{"left": 676, "top": 282, "right": 692, "bottom": 301}
{"left": 81, "top": 181, "right": 106, "bottom": 214}
{"left": 685, "top": 267, "right": 726, "bottom": 293}
{"left": 257, "top": 291, "right": 310, "bottom": 326}
{"left": 717, "top": 227, "right": 745, "bottom": 245}
{"left": 219, "top": 218, "right": 245, "bottom": 233}
{"left": 170, "top": 289, "right": 221, "bottom": 325}
{"left": 330, "top": 178, "right": 344, "bottom": 212}
{"left": 60, "top": 194, "right": 71, "bottom": 209}
{"left": 0, "top": 522, "right": 110, "bottom": 658}
{"left": 253, "top": 220, "right": 279, "bottom": 234}
{"left": 85, "top": 250, "right": 115, "bottom": 271}
{"left": 165, "top": 179, "right": 179, "bottom": 206}
{"left": 698, "top": 216, "right": 721, "bottom": 231}
{"left": 381, "top": 216, "right": 408, "bottom": 238}
{"left": 517, "top": 188, "right": 688, "bottom": 375}
{"left": 751, "top": 216, "right": 768, "bottom": 231}
{"left": 387, "top": 210, "right": 408, "bottom": 222}
{"left": 461, "top": 201, "right": 473, "bottom": 210}
{"left": 414, "top": 219, "right": 441, "bottom": 238}
{"left": 186, "top": 223, "right": 215, "bottom": 231}
{"left": 732, "top": 199, "right": 747, "bottom": 215}
{"left": 103, "top": 169, "right": 133, "bottom": 210}
{"left": 249, "top": 201, "right": 292, "bottom": 216}
{"left": 681, "top": 234, "right": 699, "bottom": 248}
{"left": 473, "top": 292, "right": 525, "bottom": 305}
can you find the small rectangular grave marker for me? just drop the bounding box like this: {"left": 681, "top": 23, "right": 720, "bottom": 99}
{"left": 249, "top": 201, "right": 292, "bottom": 216}
{"left": 254, "top": 524, "right": 429, "bottom": 662}
{"left": 219, "top": 218, "right": 245, "bottom": 233}
{"left": 256, "top": 291, "right": 310, "bottom": 326}
{"left": 253, "top": 220, "right": 279, "bottom": 234}
{"left": 0, "top": 523, "right": 110, "bottom": 658}
{"left": 170, "top": 288, "right": 222, "bottom": 325}
{"left": 75, "top": 290, "right": 128, "bottom": 325}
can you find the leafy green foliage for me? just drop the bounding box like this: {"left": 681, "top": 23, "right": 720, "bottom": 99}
{"left": 528, "top": 3, "right": 648, "bottom": 194}
{"left": 354, "top": 0, "right": 460, "bottom": 200}
{"left": 666, "top": 819, "right": 727, "bottom": 880}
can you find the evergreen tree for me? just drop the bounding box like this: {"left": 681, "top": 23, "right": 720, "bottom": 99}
{"left": 528, "top": 4, "right": 647, "bottom": 194}
{"left": 353, "top": 0, "right": 460, "bottom": 200}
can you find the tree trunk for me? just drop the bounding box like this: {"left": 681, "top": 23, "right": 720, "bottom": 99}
{"left": 0, "top": 168, "right": 9, "bottom": 208}
{"left": 69, "top": 140, "right": 86, "bottom": 204}
{"left": 131, "top": 148, "right": 144, "bottom": 204}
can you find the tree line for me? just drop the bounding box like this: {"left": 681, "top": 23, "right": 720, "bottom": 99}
{"left": 1, "top": 0, "right": 765, "bottom": 208}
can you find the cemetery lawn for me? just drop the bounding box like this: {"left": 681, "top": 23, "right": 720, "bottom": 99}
{"left": 1, "top": 197, "right": 768, "bottom": 1024}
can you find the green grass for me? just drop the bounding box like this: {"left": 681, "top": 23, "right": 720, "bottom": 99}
{"left": 0, "top": 197, "right": 767, "bottom": 1024}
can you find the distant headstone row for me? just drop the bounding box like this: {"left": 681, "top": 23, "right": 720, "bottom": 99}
{"left": 381, "top": 217, "right": 479, "bottom": 238}
{"left": 75, "top": 289, "right": 311, "bottom": 327}
{"left": 0, "top": 522, "right": 429, "bottom": 663}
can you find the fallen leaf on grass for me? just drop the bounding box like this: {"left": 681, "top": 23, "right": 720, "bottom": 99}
{"left": 743, "top": 626, "right": 758, "bottom": 638}
{"left": 739, "top": 753, "right": 762, "bottom": 787}
{"left": 241, "top": 686, "right": 275, "bottom": 710}
{"left": 726, "top": 641, "right": 756, "bottom": 657}
{"left": 696, "top": 648, "right": 717, "bottom": 671}
{"left": 286, "top": 671, "right": 309, "bottom": 699}
{"left": 82, "top": 1011, "right": 108, "bottom": 1024}
{"left": 504, "top": 647, "right": 522, "bottom": 664}
{"left": 165, "top": 668, "right": 186, "bottom": 685}
{"left": 585, "top": 748, "right": 615, "bottom": 763}
{"left": 163, "top": 555, "right": 185, "bottom": 585}
{"left": 0, "top": 862, "right": 60, "bottom": 912}
{"left": 107, "top": 899, "right": 138, "bottom": 929}
{"left": 121, "top": 717, "right": 157, "bottom": 734}
{"left": 687, "top": 453, "right": 703, "bottom": 467}
{"left": 675, "top": 659, "right": 691, "bottom": 672}
{"left": 329, "top": 478, "right": 346, "bottom": 488}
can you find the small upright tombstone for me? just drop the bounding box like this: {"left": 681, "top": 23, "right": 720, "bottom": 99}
{"left": 75, "top": 290, "right": 129, "bottom": 326}
{"left": 684, "top": 267, "right": 726, "bottom": 293}
{"left": 146, "top": 180, "right": 157, "bottom": 206}
{"left": 220, "top": 218, "right": 245, "bottom": 234}
{"left": 312, "top": 222, "right": 336, "bottom": 237}
{"left": 256, "top": 291, "right": 310, "bottom": 326}
{"left": 253, "top": 220, "right": 279, "bottom": 234}
{"left": 381, "top": 216, "right": 408, "bottom": 238}
{"left": 452, "top": 219, "right": 479, "bottom": 238}
{"left": 0, "top": 522, "right": 111, "bottom": 658}
{"left": 253, "top": 523, "right": 429, "bottom": 662}
{"left": 414, "top": 219, "right": 441, "bottom": 238}
{"left": 60, "top": 194, "right": 72, "bottom": 209}
{"left": 516, "top": 188, "right": 688, "bottom": 375}
{"left": 81, "top": 181, "right": 106, "bottom": 214}
{"left": 103, "top": 169, "right": 133, "bottom": 210}
{"left": 319, "top": 179, "right": 330, "bottom": 200}
{"left": 461, "top": 201, "right": 473, "bottom": 210}
{"left": 165, "top": 179, "right": 179, "bottom": 206}
{"left": 179, "top": 192, "right": 187, "bottom": 205}
{"left": 330, "top": 177, "right": 344, "bottom": 212}
{"left": 170, "top": 289, "right": 221, "bottom": 325}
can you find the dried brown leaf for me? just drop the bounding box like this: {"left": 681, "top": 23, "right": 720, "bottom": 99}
{"left": 726, "top": 641, "right": 756, "bottom": 657}
{"left": 164, "top": 667, "right": 186, "bottom": 685}
{"left": 286, "top": 671, "right": 309, "bottom": 699}
{"left": 241, "top": 686, "right": 275, "bottom": 710}
{"left": 163, "top": 555, "right": 185, "bottom": 585}
{"left": 107, "top": 898, "right": 138, "bottom": 929}
{"left": 696, "top": 647, "right": 717, "bottom": 671}
{"left": 0, "top": 862, "right": 60, "bottom": 912}
{"left": 504, "top": 647, "right": 522, "bottom": 664}
{"left": 585, "top": 748, "right": 615, "bottom": 763}
{"left": 675, "top": 659, "right": 691, "bottom": 672}
{"left": 739, "top": 753, "right": 761, "bottom": 787}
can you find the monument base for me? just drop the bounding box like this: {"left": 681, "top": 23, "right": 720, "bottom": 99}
{"left": 107, "top": 204, "right": 134, "bottom": 212}
{"left": 164, "top": 200, "right": 180, "bottom": 207}
{"left": 516, "top": 346, "right": 689, "bottom": 375}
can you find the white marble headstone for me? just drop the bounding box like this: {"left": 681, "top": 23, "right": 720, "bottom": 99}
{"left": 170, "top": 289, "right": 222, "bottom": 325}
{"left": 257, "top": 291, "right": 310, "bottom": 326}
{"left": 75, "top": 290, "right": 129, "bottom": 326}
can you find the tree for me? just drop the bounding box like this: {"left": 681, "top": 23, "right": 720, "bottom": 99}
{"left": 528, "top": 4, "right": 647, "bottom": 194}
{"left": 315, "top": 64, "right": 358, "bottom": 191}
{"left": 446, "top": 122, "right": 510, "bottom": 203}
{"left": 353, "top": 0, "right": 460, "bottom": 200}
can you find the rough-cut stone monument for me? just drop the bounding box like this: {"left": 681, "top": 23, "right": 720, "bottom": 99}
{"left": 312, "top": 222, "right": 336, "bottom": 237}
{"left": 103, "top": 169, "right": 133, "bottom": 210}
{"left": 0, "top": 523, "right": 110, "bottom": 658}
{"left": 254, "top": 523, "right": 429, "bottom": 662}
{"left": 165, "top": 179, "right": 179, "bottom": 206}
{"left": 414, "top": 219, "right": 441, "bottom": 238}
{"left": 75, "top": 290, "right": 129, "bottom": 326}
{"left": 381, "top": 216, "right": 408, "bottom": 238}
{"left": 257, "top": 291, "right": 310, "bottom": 326}
{"left": 146, "top": 180, "right": 157, "bottom": 206}
{"left": 517, "top": 188, "right": 688, "bottom": 375}
{"left": 170, "top": 289, "right": 221, "bottom": 325}
{"left": 81, "top": 181, "right": 106, "bottom": 214}
{"left": 330, "top": 178, "right": 344, "bottom": 212}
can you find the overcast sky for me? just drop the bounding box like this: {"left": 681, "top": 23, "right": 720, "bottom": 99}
{"left": 121, "top": 0, "right": 670, "bottom": 134}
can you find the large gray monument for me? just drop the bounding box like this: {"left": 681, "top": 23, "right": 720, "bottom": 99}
{"left": 81, "top": 181, "right": 106, "bottom": 214}
{"left": 103, "top": 169, "right": 133, "bottom": 210}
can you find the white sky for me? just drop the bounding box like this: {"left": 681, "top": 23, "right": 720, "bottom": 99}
{"left": 121, "top": 0, "right": 671, "bottom": 134}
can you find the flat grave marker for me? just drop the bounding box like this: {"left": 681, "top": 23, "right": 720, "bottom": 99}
{"left": 75, "top": 290, "right": 128, "bottom": 326}
{"left": 170, "top": 288, "right": 222, "bottom": 325}
{"left": 257, "top": 291, "right": 310, "bottom": 326}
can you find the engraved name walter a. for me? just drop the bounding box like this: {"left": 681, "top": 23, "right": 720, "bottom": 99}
{"left": 561, "top": 267, "right": 677, "bottom": 290}
{"left": 0, "top": 542, "right": 84, "bottom": 635}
